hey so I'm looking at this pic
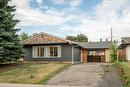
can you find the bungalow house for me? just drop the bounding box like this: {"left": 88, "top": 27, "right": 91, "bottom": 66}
{"left": 21, "top": 32, "right": 111, "bottom": 63}
{"left": 118, "top": 37, "right": 130, "bottom": 61}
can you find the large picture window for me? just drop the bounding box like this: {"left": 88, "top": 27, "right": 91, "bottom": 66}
{"left": 32, "top": 46, "right": 61, "bottom": 58}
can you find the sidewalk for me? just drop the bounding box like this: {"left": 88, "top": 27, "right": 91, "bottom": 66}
{"left": 0, "top": 83, "right": 91, "bottom": 87}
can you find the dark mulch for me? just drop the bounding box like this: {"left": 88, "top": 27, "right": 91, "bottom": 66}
{"left": 98, "top": 64, "right": 124, "bottom": 87}
{"left": 0, "top": 64, "right": 18, "bottom": 72}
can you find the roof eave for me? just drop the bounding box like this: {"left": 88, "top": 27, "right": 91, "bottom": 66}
{"left": 118, "top": 43, "right": 130, "bottom": 49}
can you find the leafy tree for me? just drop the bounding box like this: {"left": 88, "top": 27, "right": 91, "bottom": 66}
{"left": 66, "top": 34, "right": 88, "bottom": 42}
{"left": 0, "top": 0, "right": 23, "bottom": 64}
{"left": 66, "top": 36, "right": 77, "bottom": 42}
{"left": 20, "top": 32, "right": 30, "bottom": 41}
{"left": 110, "top": 41, "right": 117, "bottom": 62}
{"left": 76, "top": 34, "right": 88, "bottom": 42}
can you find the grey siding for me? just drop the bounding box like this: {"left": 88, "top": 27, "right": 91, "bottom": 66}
{"left": 24, "top": 47, "right": 32, "bottom": 61}
{"left": 23, "top": 44, "right": 81, "bottom": 62}
{"left": 73, "top": 47, "right": 81, "bottom": 61}
{"left": 61, "top": 44, "right": 72, "bottom": 61}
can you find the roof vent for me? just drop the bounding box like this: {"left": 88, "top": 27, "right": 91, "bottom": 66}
{"left": 106, "top": 39, "right": 108, "bottom": 42}
{"left": 100, "top": 38, "right": 102, "bottom": 42}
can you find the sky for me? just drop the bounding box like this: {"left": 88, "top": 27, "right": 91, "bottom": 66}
{"left": 10, "top": 0, "right": 130, "bottom": 42}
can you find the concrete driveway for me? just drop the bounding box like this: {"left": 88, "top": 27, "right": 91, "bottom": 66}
{"left": 47, "top": 63, "right": 104, "bottom": 87}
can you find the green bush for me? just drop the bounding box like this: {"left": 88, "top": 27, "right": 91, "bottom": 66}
{"left": 110, "top": 41, "right": 118, "bottom": 62}
{"left": 118, "top": 58, "right": 126, "bottom": 62}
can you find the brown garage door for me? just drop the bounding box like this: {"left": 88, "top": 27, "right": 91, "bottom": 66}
{"left": 87, "top": 55, "right": 105, "bottom": 62}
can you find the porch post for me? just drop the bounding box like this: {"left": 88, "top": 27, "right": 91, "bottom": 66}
{"left": 82, "top": 48, "right": 87, "bottom": 63}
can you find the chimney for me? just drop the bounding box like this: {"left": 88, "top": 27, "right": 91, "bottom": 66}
{"left": 106, "top": 39, "right": 108, "bottom": 42}
{"left": 100, "top": 38, "right": 102, "bottom": 42}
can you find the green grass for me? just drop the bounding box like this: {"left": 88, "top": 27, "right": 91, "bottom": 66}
{"left": 0, "top": 63, "right": 70, "bottom": 84}
{"left": 102, "top": 65, "right": 110, "bottom": 78}
{"left": 118, "top": 62, "right": 130, "bottom": 86}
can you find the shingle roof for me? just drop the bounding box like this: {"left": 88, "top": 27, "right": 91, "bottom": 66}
{"left": 21, "top": 32, "right": 111, "bottom": 49}
{"left": 121, "top": 37, "right": 130, "bottom": 44}
{"left": 78, "top": 42, "right": 111, "bottom": 49}
{"left": 118, "top": 37, "right": 130, "bottom": 49}
{"left": 21, "top": 32, "right": 77, "bottom": 45}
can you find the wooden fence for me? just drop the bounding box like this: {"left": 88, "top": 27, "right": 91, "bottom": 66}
{"left": 117, "top": 50, "right": 126, "bottom": 61}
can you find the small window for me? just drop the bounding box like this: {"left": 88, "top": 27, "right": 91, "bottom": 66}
{"left": 88, "top": 50, "right": 105, "bottom": 56}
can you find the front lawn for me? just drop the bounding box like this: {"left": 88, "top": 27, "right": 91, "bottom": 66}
{"left": 0, "top": 63, "right": 70, "bottom": 84}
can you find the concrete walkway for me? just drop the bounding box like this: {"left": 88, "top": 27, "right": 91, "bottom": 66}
{"left": 47, "top": 63, "right": 104, "bottom": 87}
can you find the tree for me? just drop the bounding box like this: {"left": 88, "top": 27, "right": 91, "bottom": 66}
{"left": 20, "top": 32, "right": 30, "bottom": 41}
{"left": 76, "top": 34, "right": 88, "bottom": 42}
{"left": 110, "top": 41, "right": 117, "bottom": 62}
{"left": 66, "top": 36, "right": 77, "bottom": 42}
{"left": 0, "top": 0, "right": 23, "bottom": 64}
{"left": 66, "top": 34, "right": 88, "bottom": 42}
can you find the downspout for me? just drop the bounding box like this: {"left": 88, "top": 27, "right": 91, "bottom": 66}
{"left": 72, "top": 46, "right": 74, "bottom": 65}
{"left": 117, "top": 50, "right": 119, "bottom": 62}
{"left": 80, "top": 49, "right": 82, "bottom": 63}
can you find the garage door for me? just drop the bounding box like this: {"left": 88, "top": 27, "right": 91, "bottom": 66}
{"left": 87, "top": 55, "right": 105, "bottom": 62}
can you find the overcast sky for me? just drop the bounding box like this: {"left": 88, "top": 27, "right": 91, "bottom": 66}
{"left": 10, "top": 0, "right": 130, "bottom": 42}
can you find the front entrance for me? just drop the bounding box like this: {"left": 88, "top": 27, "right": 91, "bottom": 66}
{"left": 82, "top": 48, "right": 87, "bottom": 63}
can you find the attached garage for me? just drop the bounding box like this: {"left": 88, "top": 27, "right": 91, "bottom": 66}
{"left": 80, "top": 42, "right": 111, "bottom": 63}
{"left": 87, "top": 49, "right": 105, "bottom": 62}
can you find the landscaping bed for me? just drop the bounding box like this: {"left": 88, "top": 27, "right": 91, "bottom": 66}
{"left": 0, "top": 63, "right": 70, "bottom": 84}
{"left": 114, "top": 62, "right": 130, "bottom": 87}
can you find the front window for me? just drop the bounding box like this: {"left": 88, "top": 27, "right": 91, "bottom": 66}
{"left": 39, "top": 47, "right": 44, "bottom": 57}
{"left": 33, "top": 46, "right": 45, "bottom": 58}
{"left": 50, "top": 46, "right": 54, "bottom": 57}
{"left": 32, "top": 46, "right": 61, "bottom": 58}
{"left": 54, "top": 47, "right": 58, "bottom": 57}
{"left": 49, "top": 46, "right": 58, "bottom": 57}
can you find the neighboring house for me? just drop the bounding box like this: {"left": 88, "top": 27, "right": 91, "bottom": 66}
{"left": 21, "top": 32, "right": 111, "bottom": 63}
{"left": 118, "top": 37, "right": 130, "bottom": 61}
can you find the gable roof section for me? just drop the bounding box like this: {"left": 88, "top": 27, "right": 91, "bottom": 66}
{"left": 121, "top": 37, "right": 130, "bottom": 44}
{"left": 78, "top": 42, "right": 111, "bottom": 49}
{"left": 21, "top": 32, "right": 77, "bottom": 45}
{"left": 118, "top": 37, "right": 130, "bottom": 49}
